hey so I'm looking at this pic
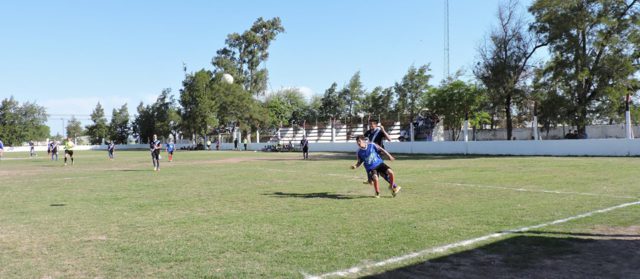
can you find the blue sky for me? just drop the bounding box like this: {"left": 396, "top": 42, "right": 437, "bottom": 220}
{"left": 0, "top": 0, "right": 533, "bottom": 136}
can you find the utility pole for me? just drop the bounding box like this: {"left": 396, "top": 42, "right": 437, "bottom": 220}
{"left": 444, "top": 0, "right": 450, "bottom": 79}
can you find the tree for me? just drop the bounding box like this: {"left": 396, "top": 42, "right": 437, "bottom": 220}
{"left": 394, "top": 65, "right": 433, "bottom": 123}
{"left": 319, "top": 83, "right": 346, "bottom": 121}
{"left": 264, "top": 88, "right": 307, "bottom": 127}
{"left": 340, "top": 71, "right": 365, "bottom": 120}
{"left": 66, "top": 116, "right": 83, "bottom": 139}
{"left": 425, "top": 80, "right": 487, "bottom": 140}
{"left": 212, "top": 17, "right": 285, "bottom": 96}
{"left": 85, "top": 102, "right": 109, "bottom": 144}
{"left": 212, "top": 75, "right": 266, "bottom": 134}
{"left": 132, "top": 102, "right": 154, "bottom": 144}
{"left": 0, "top": 97, "right": 49, "bottom": 145}
{"left": 152, "top": 88, "right": 181, "bottom": 140}
{"left": 109, "top": 104, "right": 130, "bottom": 144}
{"left": 361, "top": 86, "right": 394, "bottom": 120}
{"left": 179, "top": 69, "right": 217, "bottom": 140}
{"left": 474, "top": 0, "right": 547, "bottom": 140}
{"left": 530, "top": 0, "right": 640, "bottom": 134}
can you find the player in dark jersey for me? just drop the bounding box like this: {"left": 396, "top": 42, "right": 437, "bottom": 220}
{"left": 351, "top": 135, "right": 400, "bottom": 198}
{"left": 29, "top": 140, "right": 36, "bottom": 157}
{"left": 107, "top": 141, "right": 115, "bottom": 160}
{"left": 0, "top": 139, "right": 4, "bottom": 160}
{"left": 300, "top": 136, "right": 309, "bottom": 160}
{"left": 150, "top": 134, "right": 162, "bottom": 171}
{"left": 363, "top": 120, "right": 392, "bottom": 184}
{"left": 51, "top": 141, "right": 59, "bottom": 161}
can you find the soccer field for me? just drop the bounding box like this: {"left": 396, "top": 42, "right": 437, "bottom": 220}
{"left": 1, "top": 150, "right": 639, "bottom": 278}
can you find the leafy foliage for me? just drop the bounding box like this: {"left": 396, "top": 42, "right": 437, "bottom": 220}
{"left": 0, "top": 97, "right": 49, "bottom": 145}
{"left": 85, "top": 102, "right": 109, "bottom": 145}
{"left": 530, "top": 0, "right": 640, "bottom": 133}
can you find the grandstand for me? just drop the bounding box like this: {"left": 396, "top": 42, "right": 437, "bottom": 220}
{"left": 268, "top": 122, "right": 404, "bottom": 144}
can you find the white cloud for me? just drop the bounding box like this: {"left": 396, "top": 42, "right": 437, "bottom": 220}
{"left": 297, "top": 86, "right": 318, "bottom": 101}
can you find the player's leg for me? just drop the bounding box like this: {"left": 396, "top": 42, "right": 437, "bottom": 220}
{"left": 385, "top": 168, "right": 400, "bottom": 197}
{"left": 155, "top": 151, "right": 160, "bottom": 170}
{"left": 70, "top": 151, "right": 74, "bottom": 165}
{"left": 370, "top": 170, "right": 380, "bottom": 198}
{"left": 151, "top": 152, "right": 157, "bottom": 170}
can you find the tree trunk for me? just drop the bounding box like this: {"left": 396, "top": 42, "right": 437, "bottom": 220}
{"left": 505, "top": 95, "right": 513, "bottom": 140}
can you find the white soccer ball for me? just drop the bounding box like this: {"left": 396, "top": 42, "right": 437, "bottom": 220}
{"left": 222, "top": 73, "right": 234, "bottom": 84}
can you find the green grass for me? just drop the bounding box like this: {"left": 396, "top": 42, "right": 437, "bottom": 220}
{"left": 1, "top": 150, "right": 639, "bottom": 278}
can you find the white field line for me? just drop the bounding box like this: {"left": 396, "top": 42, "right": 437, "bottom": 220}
{"left": 305, "top": 200, "right": 640, "bottom": 279}
{"left": 441, "top": 182, "right": 636, "bottom": 199}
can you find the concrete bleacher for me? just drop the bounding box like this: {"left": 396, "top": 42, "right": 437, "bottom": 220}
{"left": 268, "top": 121, "right": 403, "bottom": 143}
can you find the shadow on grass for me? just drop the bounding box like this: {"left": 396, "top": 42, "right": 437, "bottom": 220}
{"left": 366, "top": 233, "right": 640, "bottom": 279}
{"left": 264, "top": 191, "right": 371, "bottom": 200}
{"left": 50, "top": 204, "right": 66, "bottom": 206}
{"left": 117, "top": 169, "right": 149, "bottom": 172}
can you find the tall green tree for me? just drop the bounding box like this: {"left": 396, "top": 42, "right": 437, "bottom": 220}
{"left": 530, "top": 0, "right": 640, "bottom": 134}
{"left": 85, "top": 102, "right": 109, "bottom": 144}
{"left": 179, "top": 69, "right": 217, "bottom": 140}
{"left": 212, "top": 75, "right": 266, "bottom": 134}
{"left": 212, "top": 17, "right": 285, "bottom": 96}
{"left": 361, "top": 86, "right": 394, "bottom": 120}
{"left": 425, "top": 80, "right": 488, "bottom": 140}
{"left": 0, "top": 97, "right": 50, "bottom": 145}
{"left": 475, "top": 0, "right": 546, "bottom": 140}
{"left": 66, "top": 116, "right": 83, "bottom": 139}
{"left": 340, "top": 71, "right": 365, "bottom": 120}
{"left": 152, "top": 89, "right": 181, "bottom": 140}
{"left": 264, "top": 88, "right": 307, "bottom": 127}
{"left": 394, "top": 65, "right": 433, "bottom": 123}
{"left": 319, "top": 83, "right": 346, "bottom": 121}
{"left": 132, "top": 102, "right": 154, "bottom": 144}
{"left": 109, "top": 104, "right": 130, "bottom": 144}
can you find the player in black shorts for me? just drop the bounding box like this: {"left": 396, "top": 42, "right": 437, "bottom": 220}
{"left": 300, "top": 136, "right": 309, "bottom": 160}
{"left": 150, "top": 134, "right": 162, "bottom": 171}
{"left": 363, "top": 120, "right": 392, "bottom": 184}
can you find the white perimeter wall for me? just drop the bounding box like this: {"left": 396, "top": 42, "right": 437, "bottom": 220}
{"left": 7, "top": 140, "right": 640, "bottom": 156}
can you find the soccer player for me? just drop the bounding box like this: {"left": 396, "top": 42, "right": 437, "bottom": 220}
{"left": 107, "top": 141, "right": 115, "bottom": 160}
{"left": 166, "top": 140, "right": 175, "bottom": 162}
{"left": 29, "top": 140, "right": 36, "bottom": 157}
{"left": 63, "top": 137, "right": 75, "bottom": 166}
{"left": 351, "top": 135, "right": 401, "bottom": 198}
{"left": 300, "top": 136, "right": 309, "bottom": 160}
{"left": 364, "top": 120, "right": 391, "bottom": 149}
{"left": 150, "top": 134, "right": 162, "bottom": 171}
{"left": 51, "top": 140, "right": 59, "bottom": 161}
{"left": 0, "top": 138, "right": 4, "bottom": 160}
{"left": 363, "top": 120, "right": 392, "bottom": 184}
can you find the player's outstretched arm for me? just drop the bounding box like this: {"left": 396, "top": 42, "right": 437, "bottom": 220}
{"left": 351, "top": 156, "right": 363, "bottom": 169}
{"left": 374, "top": 143, "right": 395, "bottom": 161}
{"left": 380, "top": 125, "right": 392, "bottom": 142}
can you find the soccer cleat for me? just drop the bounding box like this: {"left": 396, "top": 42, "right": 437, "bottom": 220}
{"left": 392, "top": 185, "right": 401, "bottom": 197}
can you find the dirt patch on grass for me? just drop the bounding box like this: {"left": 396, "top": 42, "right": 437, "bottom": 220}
{"left": 368, "top": 226, "right": 640, "bottom": 279}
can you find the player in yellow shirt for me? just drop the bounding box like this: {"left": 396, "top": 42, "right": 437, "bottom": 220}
{"left": 64, "top": 137, "right": 75, "bottom": 166}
